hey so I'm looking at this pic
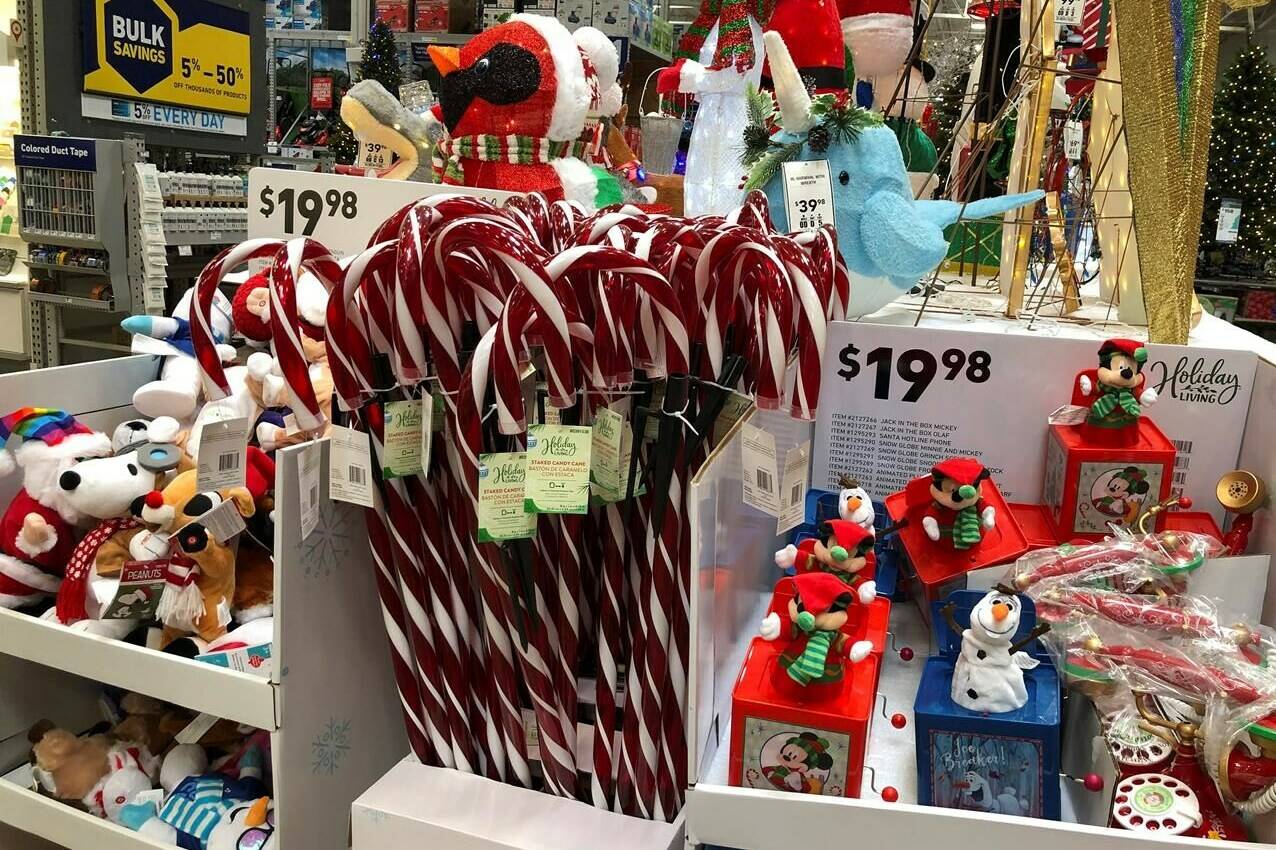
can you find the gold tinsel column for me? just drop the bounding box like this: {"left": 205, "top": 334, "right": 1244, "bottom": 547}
{"left": 1112, "top": 0, "right": 1222, "bottom": 343}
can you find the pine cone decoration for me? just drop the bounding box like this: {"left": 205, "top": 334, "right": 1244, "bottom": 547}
{"left": 807, "top": 124, "right": 831, "bottom": 153}
{"left": 744, "top": 123, "right": 771, "bottom": 153}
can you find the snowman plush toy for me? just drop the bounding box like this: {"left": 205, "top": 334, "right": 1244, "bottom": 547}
{"left": 836, "top": 475, "right": 875, "bottom": 530}
{"left": 943, "top": 587, "right": 1049, "bottom": 713}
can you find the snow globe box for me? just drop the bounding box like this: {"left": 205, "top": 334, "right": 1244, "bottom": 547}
{"left": 913, "top": 590, "right": 1061, "bottom": 820}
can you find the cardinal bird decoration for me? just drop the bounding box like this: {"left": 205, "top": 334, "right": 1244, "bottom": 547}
{"left": 427, "top": 15, "right": 624, "bottom": 209}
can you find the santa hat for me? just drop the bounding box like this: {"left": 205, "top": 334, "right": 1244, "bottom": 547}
{"left": 245, "top": 447, "right": 275, "bottom": 503}
{"left": 823, "top": 519, "right": 875, "bottom": 560}
{"left": 0, "top": 408, "right": 97, "bottom": 477}
{"left": 792, "top": 571, "right": 855, "bottom": 615}
{"left": 509, "top": 15, "right": 597, "bottom": 141}
{"left": 1098, "top": 338, "right": 1147, "bottom": 365}
{"left": 231, "top": 274, "right": 272, "bottom": 344}
{"left": 931, "top": 457, "right": 989, "bottom": 500}
{"left": 1113, "top": 466, "right": 1148, "bottom": 487}
{"left": 839, "top": 0, "right": 914, "bottom": 78}
{"left": 764, "top": 0, "right": 847, "bottom": 94}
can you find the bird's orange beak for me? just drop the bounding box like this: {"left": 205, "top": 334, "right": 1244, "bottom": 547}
{"left": 992, "top": 602, "right": 1010, "bottom": 622}
{"left": 428, "top": 46, "right": 460, "bottom": 77}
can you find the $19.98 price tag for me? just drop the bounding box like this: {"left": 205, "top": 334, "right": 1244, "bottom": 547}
{"left": 257, "top": 185, "right": 358, "bottom": 237}
{"left": 837, "top": 342, "right": 992, "bottom": 402}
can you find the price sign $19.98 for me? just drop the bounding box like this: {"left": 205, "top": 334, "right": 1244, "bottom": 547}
{"left": 258, "top": 185, "right": 358, "bottom": 238}
{"left": 837, "top": 342, "right": 991, "bottom": 402}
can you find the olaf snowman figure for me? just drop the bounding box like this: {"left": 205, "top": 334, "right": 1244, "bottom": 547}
{"left": 943, "top": 587, "right": 1049, "bottom": 714}
{"left": 836, "top": 475, "right": 875, "bottom": 530}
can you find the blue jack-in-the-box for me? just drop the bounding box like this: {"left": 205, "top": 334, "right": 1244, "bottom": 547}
{"left": 789, "top": 491, "right": 898, "bottom": 599}
{"left": 913, "top": 590, "right": 1060, "bottom": 820}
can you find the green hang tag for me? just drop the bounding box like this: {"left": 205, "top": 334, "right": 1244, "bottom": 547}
{"left": 478, "top": 452, "right": 537, "bottom": 543}
{"left": 524, "top": 424, "right": 592, "bottom": 514}
{"left": 382, "top": 399, "right": 424, "bottom": 479}
{"left": 590, "top": 407, "right": 624, "bottom": 499}
{"left": 430, "top": 391, "right": 445, "bottom": 433}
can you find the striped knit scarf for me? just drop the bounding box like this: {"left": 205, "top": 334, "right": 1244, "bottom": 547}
{"left": 55, "top": 517, "right": 141, "bottom": 623}
{"left": 157, "top": 551, "right": 203, "bottom": 627}
{"left": 954, "top": 505, "right": 983, "bottom": 550}
{"left": 788, "top": 629, "right": 835, "bottom": 685}
{"left": 672, "top": 0, "right": 772, "bottom": 70}
{"left": 1090, "top": 383, "right": 1141, "bottom": 422}
{"left": 431, "top": 134, "right": 594, "bottom": 185}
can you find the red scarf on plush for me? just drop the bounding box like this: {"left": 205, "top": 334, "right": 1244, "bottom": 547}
{"left": 55, "top": 517, "right": 141, "bottom": 623}
{"left": 675, "top": 0, "right": 775, "bottom": 70}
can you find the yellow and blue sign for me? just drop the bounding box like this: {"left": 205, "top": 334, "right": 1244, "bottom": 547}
{"left": 81, "top": 0, "right": 251, "bottom": 116}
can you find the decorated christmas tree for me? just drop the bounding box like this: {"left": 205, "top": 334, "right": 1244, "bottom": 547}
{"left": 328, "top": 18, "right": 405, "bottom": 165}
{"left": 1200, "top": 43, "right": 1276, "bottom": 270}
{"left": 931, "top": 70, "right": 969, "bottom": 199}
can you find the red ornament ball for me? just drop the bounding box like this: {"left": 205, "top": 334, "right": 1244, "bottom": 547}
{"left": 891, "top": 713, "right": 907, "bottom": 729}
{"left": 1177, "top": 496, "right": 1193, "bottom": 509}
{"left": 882, "top": 786, "right": 899, "bottom": 803}
{"left": 1084, "top": 773, "right": 1104, "bottom": 793}
{"left": 899, "top": 646, "right": 914, "bottom": 662}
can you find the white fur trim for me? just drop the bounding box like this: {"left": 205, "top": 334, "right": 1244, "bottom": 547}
{"left": 513, "top": 14, "right": 590, "bottom": 141}
{"left": 678, "top": 59, "right": 707, "bottom": 94}
{"left": 0, "top": 553, "right": 61, "bottom": 593}
{"left": 550, "top": 157, "right": 599, "bottom": 209}
{"left": 15, "top": 524, "right": 56, "bottom": 557}
{"left": 573, "top": 27, "right": 620, "bottom": 94}
{"left": 598, "top": 83, "right": 624, "bottom": 119}
{"left": 0, "top": 450, "right": 14, "bottom": 477}
{"left": 233, "top": 603, "right": 274, "bottom": 625}
{"left": 296, "top": 271, "right": 329, "bottom": 329}
{"left": 842, "top": 16, "right": 913, "bottom": 77}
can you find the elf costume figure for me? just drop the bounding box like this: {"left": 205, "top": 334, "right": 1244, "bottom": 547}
{"left": 1075, "top": 338, "right": 1158, "bottom": 431}
{"left": 922, "top": 457, "right": 996, "bottom": 551}
{"left": 760, "top": 571, "right": 873, "bottom": 686}
{"left": 774, "top": 519, "right": 877, "bottom": 605}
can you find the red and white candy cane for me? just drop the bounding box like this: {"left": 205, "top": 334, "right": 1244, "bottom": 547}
{"left": 267, "top": 238, "right": 343, "bottom": 432}
{"left": 190, "top": 238, "right": 285, "bottom": 399}
{"left": 771, "top": 235, "right": 829, "bottom": 420}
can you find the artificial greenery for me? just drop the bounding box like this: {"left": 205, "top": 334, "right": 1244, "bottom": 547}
{"left": 740, "top": 86, "right": 882, "bottom": 190}
{"left": 328, "top": 18, "right": 406, "bottom": 165}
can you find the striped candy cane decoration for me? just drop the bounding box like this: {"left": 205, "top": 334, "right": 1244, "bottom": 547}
{"left": 190, "top": 239, "right": 284, "bottom": 399}
{"left": 267, "top": 238, "right": 343, "bottom": 432}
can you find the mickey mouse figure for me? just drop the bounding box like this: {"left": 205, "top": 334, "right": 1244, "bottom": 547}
{"left": 774, "top": 520, "right": 877, "bottom": 605}
{"left": 1076, "top": 338, "right": 1158, "bottom": 431}
{"left": 1093, "top": 466, "right": 1150, "bottom": 521}
{"left": 760, "top": 571, "right": 874, "bottom": 686}
{"left": 922, "top": 458, "right": 996, "bottom": 551}
{"left": 757, "top": 732, "right": 834, "bottom": 794}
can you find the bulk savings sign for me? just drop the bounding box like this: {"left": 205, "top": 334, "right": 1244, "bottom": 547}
{"left": 81, "top": 0, "right": 251, "bottom": 116}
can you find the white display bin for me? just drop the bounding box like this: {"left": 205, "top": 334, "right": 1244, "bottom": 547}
{"left": 0, "top": 356, "right": 408, "bottom": 850}
{"left": 683, "top": 320, "right": 1276, "bottom": 850}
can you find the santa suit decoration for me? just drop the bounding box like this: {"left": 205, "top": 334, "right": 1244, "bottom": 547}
{"left": 426, "top": 16, "right": 623, "bottom": 210}
{"left": 774, "top": 519, "right": 877, "bottom": 605}
{"left": 1074, "top": 338, "right": 1158, "bottom": 431}
{"left": 0, "top": 409, "right": 112, "bottom": 608}
{"left": 943, "top": 588, "right": 1049, "bottom": 713}
{"left": 838, "top": 0, "right": 914, "bottom": 78}
{"left": 759, "top": 571, "right": 874, "bottom": 686}
{"left": 762, "top": 0, "right": 848, "bottom": 95}
{"left": 922, "top": 457, "right": 996, "bottom": 551}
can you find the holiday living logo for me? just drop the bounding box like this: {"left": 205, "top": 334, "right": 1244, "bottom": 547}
{"left": 1145, "top": 355, "right": 1242, "bottom": 406}
{"left": 538, "top": 434, "right": 578, "bottom": 457}
{"left": 491, "top": 459, "right": 526, "bottom": 485}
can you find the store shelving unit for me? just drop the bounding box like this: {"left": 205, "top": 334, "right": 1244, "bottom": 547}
{"left": 0, "top": 356, "right": 410, "bottom": 850}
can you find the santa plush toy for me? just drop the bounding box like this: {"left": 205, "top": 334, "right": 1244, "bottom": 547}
{"left": 426, "top": 16, "right": 624, "bottom": 209}
{"left": 760, "top": 571, "right": 874, "bottom": 686}
{"left": 774, "top": 519, "right": 877, "bottom": 605}
{"left": 922, "top": 457, "right": 996, "bottom": 551}
{"left": 0, "top": 409, "right": 113, "bottom": 608}
{"left": 942, "top": 587, "right": 1049, "bottom": 713}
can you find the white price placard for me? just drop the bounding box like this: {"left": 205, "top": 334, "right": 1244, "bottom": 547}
{"left": 358, "top": 140, "right": 392, "bottom": 171}
{"left": 1054, "top": 0, "right": 1083, "bottom": 25}
{"left": 1217, "top": 199, "right": 1242, "bottom": 243}
{"left": 781, "top": 159, "right": 834, "bottom": 232}
{"left": 812, "top": 324, "right": 1257, "bottom": 524}
{"left": 1063, "top": 120, "right": 1084, "bottom": 162}
{"left": 249, "top": 168, "right": 518, "bottom": 257}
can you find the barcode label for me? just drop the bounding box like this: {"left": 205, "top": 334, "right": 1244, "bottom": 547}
{"left": 791, "top": 483, "right": 802, "bottom": 504}
{"left": 299, "top": 443, "right": 322, "bottom": 540}
{"left": 1173, "top": 439, "right": 1194, "bottom": 454}
{"left": 348, "top": 465, "right": 366, "bottom": 485}
{"left": 218, "top": 452, "right": 239, "bottom": 472}
{"left": 756, "top": 469, "right": 773, "bottom": 493}
{"left": 309, "top": 485, "right": 318, "bottom": 506}
{"left": 1174, "top": 455, "right": 1190, "bottom": 470}
{"left": 196, "top": 417, "right": 250, "bottom": 493}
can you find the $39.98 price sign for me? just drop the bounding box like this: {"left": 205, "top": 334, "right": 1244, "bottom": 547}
{"left": 837, "top": 343, "right": 991, "bottom": 402}
{"left": 258, "top": 185, "right": 358, "bottom": 237}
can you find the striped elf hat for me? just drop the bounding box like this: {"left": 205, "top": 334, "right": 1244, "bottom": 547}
{"left": 0, "top": 408, "right": 95, "bottom": 477}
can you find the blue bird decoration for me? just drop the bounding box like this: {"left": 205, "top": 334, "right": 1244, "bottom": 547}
{"left": 747, "top": 31, "right": 1044, "bottom": 318}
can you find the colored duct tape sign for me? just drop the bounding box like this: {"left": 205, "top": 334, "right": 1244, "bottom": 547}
{"left": 14, "top": 136, "right": 97, "bottom": 170}
{"left": 81, "top": 0, "right": 252, "bottom": 116}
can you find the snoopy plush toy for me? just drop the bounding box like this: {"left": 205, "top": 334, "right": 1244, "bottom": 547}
{"left": 942, "top": 587, "right": 1049, "bottom": 714}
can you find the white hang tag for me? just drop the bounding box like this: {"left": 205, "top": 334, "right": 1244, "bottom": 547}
{"left": 197, "top": 417, "right": 251, "bottom": 493}
{"left": 781, "top": 159, "right": 834, "bottom": 232}
{"left": 1047, "top": 404, "right": 1089, "bottom": 425}
{"left": 1055, "top": 0, "right": 1083, "bottom": 25}
{"left": 776, "top": 440, "right": 811, "bottom": 535}
{"left": 199, "top": 498, "right": 247, "bottom": 545}
{"left": 1063, "top": 121, "right": 1084, "bottom": 161}
{"left": 175, "top": 712, "right": 221, "bottom": 745}
{"left": 329, "top": 425, "right": 375, "bottom": 507}
{"left": 741, "top": 422, "right": 781, "bottom": 516}
{"left": 299, "top": 442, "right": 322, "bottom": 541}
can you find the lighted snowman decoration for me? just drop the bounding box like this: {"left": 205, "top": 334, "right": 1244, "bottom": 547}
{"left": 943, "top": 587, "right": 1049, "bottom": 714}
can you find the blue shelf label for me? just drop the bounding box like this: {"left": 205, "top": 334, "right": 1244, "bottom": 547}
{"left": 15, "top": 136, "right": 97, "bottom": 171}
